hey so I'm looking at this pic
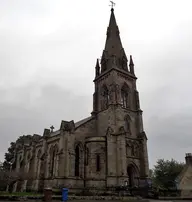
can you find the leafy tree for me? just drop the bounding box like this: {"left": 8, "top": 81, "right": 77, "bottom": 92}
{"left": 3, "top": 135, "right": 33, "bottom": 170}
{"left": 3, "top": 142, "right": 16, "bottom": 170}
{"left": 149, "top": 169, "right": 154, "bottom": 178}
{"left": 0, "top": 161, "right": 8, "bottom": 190}
{"left": 152, "top": 159, "right": 185, "bottom": 190}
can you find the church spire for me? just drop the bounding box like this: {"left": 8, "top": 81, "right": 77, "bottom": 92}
{"left": 100, "top": 7, "right": 128, "bottom": 73}
{"left": 104, "top": 8, "right": 123, "bottom": 58}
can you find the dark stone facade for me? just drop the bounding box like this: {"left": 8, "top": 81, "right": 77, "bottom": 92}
{"left": 11, "top": 8, "right": 149, "bottom": 193}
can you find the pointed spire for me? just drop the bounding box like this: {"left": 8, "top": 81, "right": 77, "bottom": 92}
{"left": 100, "top": 7, "right": 130, "bottom": 73}
{"left": 104, "top": 8, "right": 123, "bottom": 59}
{"left": 108, "top": 8, "right": 117, "bottom": 30}
{"left": 129, "top": 55, "right": 135, "bottom": 75}
{"left": 95, "top": 58, "right": 100, "bottom": 77}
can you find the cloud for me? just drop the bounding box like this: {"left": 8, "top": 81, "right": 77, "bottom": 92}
{"left": 0, "top": 0, "right": 192, "bottom": 168}
{"left": 0, "top": 82, "right": 92, "bottom": 160}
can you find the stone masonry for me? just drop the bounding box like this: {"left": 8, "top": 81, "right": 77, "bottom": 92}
{"left": 11, "top": 8, "right": 149, "bottom": 193}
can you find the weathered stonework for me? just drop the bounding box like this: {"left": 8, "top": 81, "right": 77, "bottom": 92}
{"left": 11, "top": 8, "right": 149, "bottom": 193}
{"left": 177, "top": 153, "right": 192, "bottom": 198}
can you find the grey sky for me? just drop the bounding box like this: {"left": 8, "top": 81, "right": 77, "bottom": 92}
{"left": 0, "top": 0, "right": 192, "bottom": 167}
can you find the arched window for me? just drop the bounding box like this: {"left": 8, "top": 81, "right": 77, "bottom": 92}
{"left": 50, "top": 149, "right": 55, "bottom": 176}
{"left": 85, "top": 147, "right": 89, "bottom": 166}
{"left": 49, "top": 145, "right": 58, "bottom": 177}
{"left": 37, "top": 149, "right": 42, "bottom": 179}
{"left": 125, "top": 115, "right": 131, "bottom": 134}
{"left": 101, "top": 85, "right": 109, "bottom": 109}
{"left": 48, "top": 146, "right": 54, "bottom": 177}
{"left": 121, "top": 83, "right": 129, "bottom": 108}
{"left": 75, "top": 145, "right": 80, "bottom": 176}
{"left": 96, "top": 154, "right": 101, "bottom": 172}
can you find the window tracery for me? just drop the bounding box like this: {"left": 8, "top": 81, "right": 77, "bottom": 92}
{"left": 121, "top": 83, "right": 130, "bottom": 108}
{"left": 125, "top": 115, "right": 131, "bottom": 134}
{"left": 101, "top": 85, "right": 109, "bottom": 110}
{"left": 49, "top": 144, "right": 58, "bottom": 177}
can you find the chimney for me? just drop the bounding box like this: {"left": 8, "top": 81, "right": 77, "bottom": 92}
{"left": 185, "top": 153, "right": 192, "bottom": 165}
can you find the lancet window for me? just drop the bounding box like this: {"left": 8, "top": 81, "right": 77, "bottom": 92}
{"left": 101, "top": 85, "right": 109, "bottom": 110}
{"left": 75, "top": 145, "right": 80, "bottom": 176}
{"left": 49, "top": 144, "right": 58, "bottom": 177}
{"left": 125, "top": 115, "right": 131, "bottom": 134}
{"left": 96, "top": 154, "right": 101, "bottom": 172}
{"left": 121, "top": 83, "right": 130, "bottom": 108}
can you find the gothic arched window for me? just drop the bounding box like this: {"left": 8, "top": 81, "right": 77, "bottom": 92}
{"left": 85, "top": 147, "right": 89, "bottom": 166}
{"left": 36, "top": 149, "right": 42, "bottom": 179}
{"left": 49, "top": 145, "right": 58, "bottom": 177}
{"left": 101, "top": 85, "right": 109, "bottom": 110}
{"left": 121, "top": 83, "right": 129, "bottom": 108}
{"left": 125, "top": 115, "right": 131, "bottom": 134}
{"left": 75, "top": 145, "right": 80, "bottom": 176}
{"left": 96, "top": 154, "right": 101, "bottom": 172}
{"left": 50, "top": 149, "right": 55, "bottom": 176}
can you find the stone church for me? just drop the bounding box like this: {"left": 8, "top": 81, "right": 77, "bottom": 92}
{"left": 11, "top": 8, "right": 149, "bottom": 192}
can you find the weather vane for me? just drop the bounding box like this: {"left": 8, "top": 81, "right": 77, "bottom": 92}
{"left": 109, "top": 1, "right": 116, "bottom": 9}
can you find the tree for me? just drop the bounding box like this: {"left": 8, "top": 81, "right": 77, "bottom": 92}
{"left": 152, "top": 159, "right": 185, "bottom": 190}
{"left": 0, "top": 161, "right": 9, "bottom": 191}
{"left": 149, "top": 169, "right": 154, "bottom": 178}
{"left": 3, "top": 135, "right": 34, "bottom": 170}
{"left": 3, "top": 142, "right": 16, "bottom": 170}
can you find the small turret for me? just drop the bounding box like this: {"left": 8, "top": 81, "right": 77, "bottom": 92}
{"left": 95, "top": 59, "right": 100, "bottom": 77}
{"left": 129, "top": 55, "right": 135, "bottom": 75}
{"left": 43, "top": 128, "right": 50, "bottom": 138}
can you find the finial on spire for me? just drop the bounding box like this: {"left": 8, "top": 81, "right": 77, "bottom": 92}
{"left": 109, "top": 1, "right": 115, "bottom": 11}
{"left": 96, "top": 58, "right": 100, "bottom": 67}
{"left": 95, "top": 58, "right": 100, "bottom": 77}
{"left": 129, "top": 55, "right": 135, "bottom": 75}
{"left": 129, "top": 55, "right": 134, "bottom": 66}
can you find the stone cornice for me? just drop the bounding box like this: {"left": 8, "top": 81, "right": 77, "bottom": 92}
{"left": 93, "top": 67, "right": 137, "bottom": 83}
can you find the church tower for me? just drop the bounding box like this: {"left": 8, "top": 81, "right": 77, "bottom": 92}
{"left": 92, "top": 8, "right": 149, "bottom": 187}
{"left": 10, "top": 5, "right": 150, "bottom": 193}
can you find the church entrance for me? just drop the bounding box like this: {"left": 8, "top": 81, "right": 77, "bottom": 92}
{"left": 127, "top": 164, "right": 139, "bottom": 188}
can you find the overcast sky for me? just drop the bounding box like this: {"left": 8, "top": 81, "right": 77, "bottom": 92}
{"left": 0, "top": 0, "right": 192, "bottom": 168}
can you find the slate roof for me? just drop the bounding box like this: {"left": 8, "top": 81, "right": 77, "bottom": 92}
{"left": 75, "top": 116, "right": 93, "bottom": 128}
